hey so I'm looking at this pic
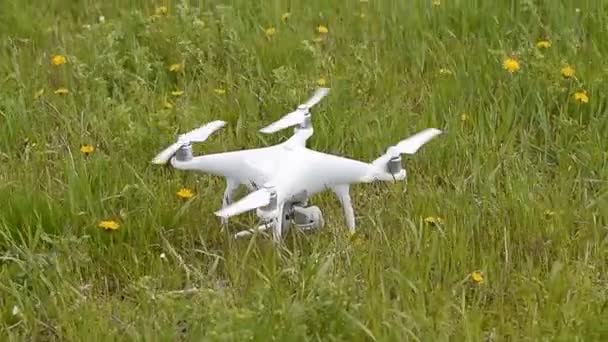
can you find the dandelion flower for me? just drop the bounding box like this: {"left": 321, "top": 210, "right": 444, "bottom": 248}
{"left": 439, "top": 68, "right": 453, "bottom": 75}
{"left": 34, "top": 89, "right": 45, "bottom": 99}
{"left": 503, "top": 57, "right": 520, "bottom": 73}
{"left": 54, "top": 88, "right": 69, "bottom": 95}
{"left": 214, "top": 88, "right": 226, "bottom": 95}
{"left": 51, "top": 54, "right": 66, "bottom": 66}
{"left": 281, "top": 12, "right": 291, "bottom": 22}
{"left": 98, "top": 220, "right": 120, "bottom": 231}
{"left": 544, "top": 209, "right": 556, "bottom": 218}
{"left": 176, "top": 188, "right": 194, "bottom": 199}
{"left": 561, "top": 65, "right": 575, "bottom": 78}
{"left": 265, "top": 27, "right": 277, "bottom": 38}
{"left": 573, "top": 90, "right": 589, "bottom": 104}
{"left": 155, "top": 6, "right": 168, "bottom": 16}
{"left": 316, "top": 25, "right": 329, "bottom": 34}
{"left": 536, "top": 40, "right": 551, "bottom": 49}
{"left": 424, "top": 216, "right": 445, "bottom": 225}
{"left": 169, "top": 63, "right": 182, "bottom": 72}
{"left": 171, "top": 90, "right": 184, "bottom": 97}
{"left": 470, "top": 271, "right": 484, "bottom": 284}
{"left": 316, "top": 78, "right": 327, "bottom": 87}
{"left": 80, "top": 144, "right": 95, "bottom": 155}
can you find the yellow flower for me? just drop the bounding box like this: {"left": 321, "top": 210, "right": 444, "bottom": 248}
{"left": 573, "top": 90, "right": 589, "bottom": 104}
{"left": 51, "top": 54, "right": 66, "bottom": 66}
{"left": 503, "top": 57, "right": 520, "bottom": 73}
{"left": 176, "top": 188, "right": 194, "bottom": 199}
{"left": 80, "top": 144, "right": 95, "bottom": 155}
{"left": 265, "top": 26, "right": 277, "bottom": 37}
{"left": 171, "top": 90, "right": 184, "bottom": 97}
{"left": 281, "top": 12, "right": 291, "bottom": 22}
{"left": 424, "top": 216, "right": 445, "bottom": 225}
{"left": 98, "top": 220, "right": 120, "bottom": 231}
{"left": 54, "top": 88, "right": 69, "bottom": 95}
{"left": 316, "top": 78, "right": 327, "bottom": 87}
{"left": 561, "top": 65, "right": 575, "bottom": 78}
{"left": 439, "top": 68, "right": 453, "bottom": 75}
{"left": 214, "top": 88, "right": 226, "bottom": 95}
{"left": 536, "top": 40, "right": 551, "bottom": 49}
{"left": 34, "top": 89, "right": 45, "bottom": 99}
{"left": 470, "top": 271, "right": 484, "bottom": 284}
{"left": 155, "top": 6, "right": 168, "bottom": 16}
{"left": 169, "top": 63, "right": 182, "bottom": 72}
{"left": 316, "top": 25, "right": 329, "bottom": 34}
{"left": 460, "top": 112, "right": 469, "bottom": 122}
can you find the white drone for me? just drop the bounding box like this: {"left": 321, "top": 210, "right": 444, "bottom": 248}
{"left": 152, "top": 88, "right": 442, "bottom": 242}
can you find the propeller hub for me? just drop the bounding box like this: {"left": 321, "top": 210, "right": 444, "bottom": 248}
{"left": 175, "top": 144, "right": 193, "bottom": 162}
{"left": 387, "top": 155, "right": 403, "bottom": 175}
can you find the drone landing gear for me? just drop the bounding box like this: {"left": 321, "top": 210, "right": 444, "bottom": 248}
{"left": 233, "top": 204, "right": 325, "bottom": 240}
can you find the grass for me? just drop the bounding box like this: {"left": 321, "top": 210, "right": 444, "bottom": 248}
{"left": 1, "top": 0, "right": 607, "bottom": 340}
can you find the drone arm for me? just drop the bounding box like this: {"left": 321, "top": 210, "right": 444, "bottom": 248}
{"left": 332, "top": 185, "right": 356, "bottom": 233}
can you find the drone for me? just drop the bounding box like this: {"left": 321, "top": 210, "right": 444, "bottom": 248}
{"left": 152, "top": 88, "right": 442, "bottom": 242}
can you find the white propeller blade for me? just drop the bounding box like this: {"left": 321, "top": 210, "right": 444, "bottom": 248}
{"left": 259, "top": 87, "right": 330, "bottom": 134}
{"left": 303, "top": 87, "right": 330, "bottom": 108}
{"left": 394, "top": 128, "right": 442, "bottom": 155}
{"left": 214, "top": 188, "right": 272, "bottom": 218}
{"left": 152, "top": 120, "right": 226, "bottom": 164}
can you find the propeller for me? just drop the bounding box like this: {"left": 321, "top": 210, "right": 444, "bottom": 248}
{"left": 259, "top": 87, "right": 330, "bottom": 133}
{"left": 152, "top": 120, "right": 226, "bottom": 164}
{"left": 214, "top": 186, "right": 274, "bottom": 219}
{"left": 386, "top": 128, "right": 443, "bottom": 158}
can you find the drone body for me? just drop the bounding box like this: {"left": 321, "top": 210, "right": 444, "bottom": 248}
{"left": 152, "top": 87, "right": 443, "bottom": 242}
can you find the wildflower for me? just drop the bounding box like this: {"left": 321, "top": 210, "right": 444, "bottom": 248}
{"left": 51, "top": 54, "right": 66, "bottom": 66}
{"left": 536, "top": 40, "right": 551, "bottom": 49}
{"left": 424, "top": 216, "right": 445, "bottom": 225}
{"left": 214, "top": 88, "right": 226, "bottom": 95}
{"left": 439, "top": 68, "right": 453, "bottom": 75}
{"left": 80, "top": 144, "right": 95, "bottom": 155}
{"left": 544, "top": 209, "right": 556, "bottom": 218}
{"left": 503, "top": 57, "right": 520, "bottom": 73}
{"left": 281, "top": 12, "right": 291, "bottom": 22}
{"left": 265, "top": 27, "right": 277, "bottom": 38}
{"left": 98, "top": 220, "right": 120, "bottom": 231}
{"left": 460, "top": 112, "right": 469, "bottom": 122}
{"left": 316, "top": 25, "right": 329, "bottom": 34}
{"left": 316, "top": 78, "right": 327, "bottom": 87}
{"left": 171, "top": 90, "right": 184, "bottom": 97}
{"left": 169, "top": 63, "right": 182, "bottom": 72}
{"left": 176, "top": 188, "right": 194, "bottom": 199}
{"left": 470, "top": 271, "right": 484, "bottom": 284}
{"left": 155, "top": 6, "right": 168, "bottom": 16}
{"left": 560, "top": 65, "right": 575, "bottom": 78}
{"left": 34, "top": 89, "right": 44, "bottom": 99}
{"left": 573, "top": 90, "right": 589, "bottom": 104}
{"left": 54, "top": 88, "right": 69, "bottom": 95}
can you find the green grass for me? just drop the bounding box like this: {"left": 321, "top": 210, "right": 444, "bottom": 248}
{"left": 1, "top": 0, "right": 608, "bottom": 340}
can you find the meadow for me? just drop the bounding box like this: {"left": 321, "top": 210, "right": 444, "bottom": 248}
{"left": 1, "top": 0, "right": 607, "bottom": 340}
